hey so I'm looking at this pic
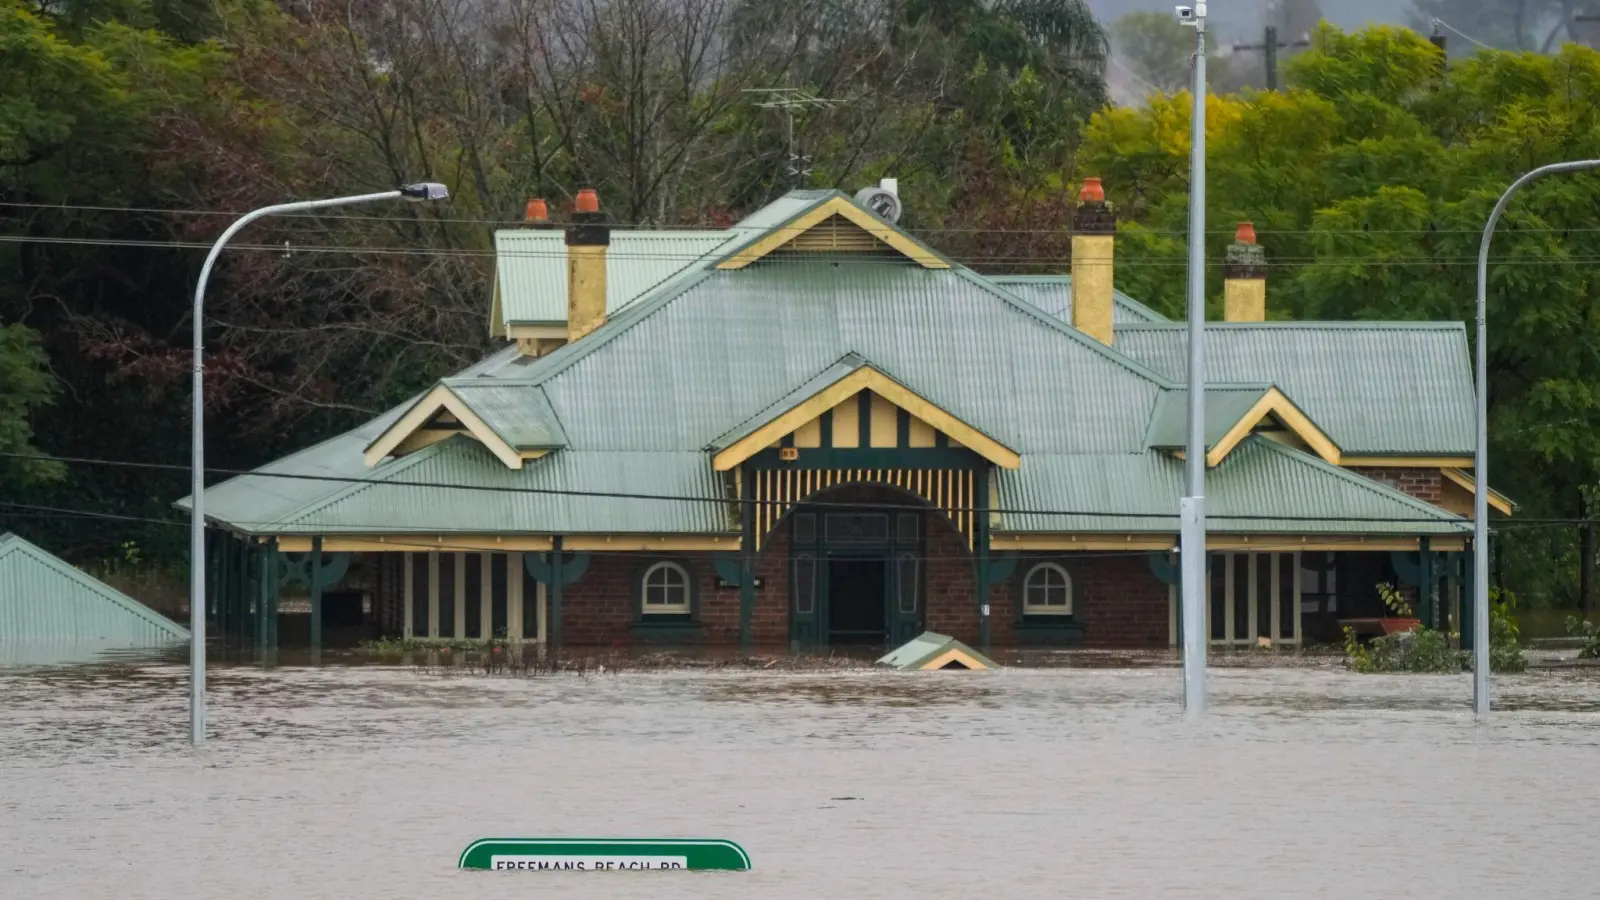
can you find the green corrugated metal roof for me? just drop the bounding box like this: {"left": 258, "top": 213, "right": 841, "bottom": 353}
{"left": 1114, "top": 322, "right": 1475, "bottom": 455}
{"left": 989, "top": 275, "right": 1169, "bottom": 324}
{"left": 522, "top": 260, "right": 1170, "bottom": 454}
{"left": 262, "top": 438, "right": 732, "bottom": 535}
{"left": 1143, "top": 384, "right": 1275, "bottom": 450}
{"left": 189, "top": 190, "right": 1479, "bottom": 541}
{"left": 442, "top": 379, "right": 566, "bottom": 450}
{"left": 708, "top": 353, "right": 867, "bottom": 451}
{"left": 0, "top": 534, "right": 189, "bottom": 643}
{"left": 492, "top": 229, "right": 742, "bottom": 329}
{"left": 996, "top": 437, "right": 1468, "bottom": 534}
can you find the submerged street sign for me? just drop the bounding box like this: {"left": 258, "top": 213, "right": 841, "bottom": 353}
{"left": 458, "top": 838, "right": 751, "bottom": 872}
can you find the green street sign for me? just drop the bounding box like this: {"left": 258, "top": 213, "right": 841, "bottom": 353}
{"left": 458, "top": 838, "right": 751, "bottom": 872}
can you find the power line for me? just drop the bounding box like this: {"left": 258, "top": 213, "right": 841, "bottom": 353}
{"left": 0, "top": 450, "right": 1479, "bottom": 526}
{"left": 7, "top": 233, "right": 1600, "bottom": 270}
{"left": 10, "top": 199, "right": 1600, "bottom": 238}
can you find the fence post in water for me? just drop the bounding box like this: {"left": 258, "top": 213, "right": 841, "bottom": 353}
{"left": 550, "top": 538, "right": 564, "bottom": 654}
{"left": 310, "top": 536, "right": 324, "bottom": 661}
{"left": 1419, "top": 537, "right": 1434, "bottom": 628}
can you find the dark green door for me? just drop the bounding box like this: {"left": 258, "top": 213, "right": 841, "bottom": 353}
{"left": 888, "top": 550, "right": 922, "bottom": 645}
{"left": 790, "top": 549, "right": 822, "bottom": 648}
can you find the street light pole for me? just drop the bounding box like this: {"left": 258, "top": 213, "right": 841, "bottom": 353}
{"left": 189, "top": 183, "right": 448, "bottom": 746}
{"left": 1472, "top": 160, "right": 1600, "bottom": 718}
{"left": 1180, "top": 2, "right": 1209, "bottom": 717}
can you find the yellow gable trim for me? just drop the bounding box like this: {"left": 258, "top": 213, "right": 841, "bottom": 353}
{"left": 1206, "top": 388, "right": 1341, "bottom": 468}
{"left": 363, "top": 385, "right": 525, "bottom": 470}
{"left": 711, "top": 367, "right": 1020, "bottom": 471}
{"left": 1440, "top": 467, "right": 1513, "bottom": 516}
{"left": 716, "top": 197, "right": 950, "bottom": 270}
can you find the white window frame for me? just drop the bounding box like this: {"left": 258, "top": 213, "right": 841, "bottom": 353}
{"left": 1022, "top": 562, "right": 1073, "bottom": 616}
{"left": 641, "top": 561, "right": 692, "bottom": 615}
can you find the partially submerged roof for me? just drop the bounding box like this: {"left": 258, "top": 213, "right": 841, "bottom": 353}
{"left": 0, "top": 533, "right": 189, "bottom": 643}
{"left": 1115, "top": 322, "right": 1475, "bottom": 457}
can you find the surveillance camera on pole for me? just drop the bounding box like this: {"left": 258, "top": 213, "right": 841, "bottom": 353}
{"left": 1177, "top": 0, "right": 1208, "bottom": 718}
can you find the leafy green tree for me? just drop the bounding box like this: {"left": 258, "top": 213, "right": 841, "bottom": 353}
{"left": 1080, "top": 25, "right": 1600, "bottom": 608}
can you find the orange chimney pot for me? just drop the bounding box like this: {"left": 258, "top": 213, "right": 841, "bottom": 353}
{"left": 574, "top": 188, "right": 600, "bottom": 214}
{"left": 524, "top": 198, "right": 549, "bottom": 222}
{"left": 1235, "top": 221, "right": 1257, "bottom": 245}
{"left": 1078, "top": 177, "right": 1105, "bottom": 204}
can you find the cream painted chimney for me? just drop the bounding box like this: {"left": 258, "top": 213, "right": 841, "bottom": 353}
{"left": 1070, "top": 177, "right": 1116, "bottom": 345}
{"left": 565, "top": 188, "right": 609, "bottom": 343}
{"left": 1223, "top": 222, "right": 1267, "bottom": 322}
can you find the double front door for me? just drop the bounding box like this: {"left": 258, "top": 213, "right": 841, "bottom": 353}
{"left": 789, "top": 509, "right": 923, "bottom": 648}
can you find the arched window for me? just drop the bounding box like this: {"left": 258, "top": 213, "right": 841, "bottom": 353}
{"left": 641, "top": 562, "right": 691, "bottom": 614}
{"left": 1023, "top": 563, "right": 1072, "bottom": 615}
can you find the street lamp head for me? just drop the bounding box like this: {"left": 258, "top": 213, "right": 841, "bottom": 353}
{"left": 400, "top": 182, "right": 450, "bottom": 202}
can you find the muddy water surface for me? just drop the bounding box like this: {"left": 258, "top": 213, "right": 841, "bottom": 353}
{"left": 2, "top": 653, "right": 1598, "bottom": 899}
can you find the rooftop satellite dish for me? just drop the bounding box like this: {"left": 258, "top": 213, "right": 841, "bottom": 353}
{"left": 854, "top": 185, "right": 903, "bottom": 224}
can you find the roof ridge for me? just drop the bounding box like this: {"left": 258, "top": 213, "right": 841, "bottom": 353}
{"left": 956, "top": 268, "right": 1178, "bottom": 388}
{"left": 1116, "top": 320, "right": 1467, "bottom": 332}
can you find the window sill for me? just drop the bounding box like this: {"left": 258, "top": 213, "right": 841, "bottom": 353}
{"left": 630, "top": 617, "right": 703, "bottom": 639}
{"left": 1016, "top": 617, "right": 1084, "bottom": 644}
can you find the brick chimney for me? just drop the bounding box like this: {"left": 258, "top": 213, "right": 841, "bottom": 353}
{"left": 1223, "top": 222, "right": 1267, "bottom": 322}
{"left": 565, "top": 188, "right": 609, "bottom": 342}
{"left": 1071, "top": 177, "right": 1116, "bottom": 345}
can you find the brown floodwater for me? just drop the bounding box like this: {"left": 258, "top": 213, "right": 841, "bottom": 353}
{"left": 2, "top": 648, "right": 1598, "bottom": 899}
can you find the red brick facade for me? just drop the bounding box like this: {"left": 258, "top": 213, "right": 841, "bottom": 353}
{"left": 553, "top": 488, "right": 1173, "bottom": 649}
{"left": 1350, "top": 467, "right": 1444, "bottom": 505}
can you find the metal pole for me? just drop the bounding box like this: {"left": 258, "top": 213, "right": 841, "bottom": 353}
{"left": 190, "top": 185, "right": 446, "bottom": 746}
{"left": 1473, "top": 159, "right": 1600, "bottom": 719}
{"left": 1180, "top": 3, "right": 1209, "bottom": 717}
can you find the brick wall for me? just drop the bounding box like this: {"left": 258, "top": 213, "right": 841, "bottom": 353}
{"left": 1070, "top": 553, "right": 1170, "bottom": 646}
{"left": 1351, "top": 467, "right": 1444, "bottom": 505}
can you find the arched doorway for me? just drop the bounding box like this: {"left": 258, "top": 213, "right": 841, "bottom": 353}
{"left": 779, "top": 482, "right": 966, "bottom": 649}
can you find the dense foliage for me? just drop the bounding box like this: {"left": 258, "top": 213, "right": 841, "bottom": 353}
{"left": 2, "top": 5, "right": 1599, "bottom": 616}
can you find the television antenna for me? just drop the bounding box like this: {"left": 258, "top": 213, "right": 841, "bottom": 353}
{"left": 745, "top": 89, "right": 842, "bottom": 187}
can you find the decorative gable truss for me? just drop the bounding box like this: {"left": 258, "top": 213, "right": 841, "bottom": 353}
{"left": 715, "top": 195, "right": 950, "bottom": 270}
{"left": 363, "top": 380, "right": 567, "bottom": 469}
{"left": 1146, "top": 385, "right": 1341, "bottom": 468}
{"left": 709, "top": 359, "right": 1020, "bottom": 473}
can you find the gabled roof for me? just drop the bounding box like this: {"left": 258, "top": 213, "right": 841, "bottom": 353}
{"left": 996, "top": 437, "right": 1468, "bottom": 534}
{"left": 1114, "top": 322, "right": 1475, "bottom": 456}
{"left": 714, "top": 192, "right": 951, "bottom": 270}
{"left": 989, "top": 275, "right": 1169, "bottom": 325}
{"left": 707, "top": 353, "right": 1022, "bottom": 471}
{"left": 363, "top": 379, "right": 566, "bottom": 469}
{"left": 491, "top": 229, "right": 744, "bottom": 332}
{"left": 1144, "top": 384, "right": 1340, "bottom": 467}
{"left": 0, "top": 533, "right": 189, "bottom": 642}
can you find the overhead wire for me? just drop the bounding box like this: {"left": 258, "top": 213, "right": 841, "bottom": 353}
{"left": 0, "top": 450, "right": 1485, "bottom": 526}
